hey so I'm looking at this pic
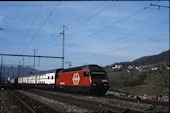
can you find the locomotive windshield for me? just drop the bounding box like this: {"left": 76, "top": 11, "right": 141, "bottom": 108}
{"left": 90, "top": 72, "right": 107, "bottom": 79}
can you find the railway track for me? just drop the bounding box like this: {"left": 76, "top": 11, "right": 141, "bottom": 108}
{"left": 55, "top": 89, "right": 169, "bottom": 107}
{"left": 98, "top": 95, "right": 169, "bottom": 107}
{"left": 33, "top": 88, "right": 169, "bottom": 107}
{"left": 24, "top": 89, "right": 147, "bottom": 113}
{"left": 8, "top": 90, "right": 62, "bottom": 113}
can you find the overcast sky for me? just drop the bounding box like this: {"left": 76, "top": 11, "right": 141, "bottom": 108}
{"left": 0, "top": 1, "right": 169, "bottom": 70}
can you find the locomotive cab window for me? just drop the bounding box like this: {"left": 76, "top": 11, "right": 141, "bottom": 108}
{"left": 91, "top": 72, "right": 107, "bottom": 79}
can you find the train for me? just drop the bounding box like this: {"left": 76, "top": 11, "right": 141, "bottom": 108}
{"left": 10, "top": 64, "right": 109, "bottom": 94}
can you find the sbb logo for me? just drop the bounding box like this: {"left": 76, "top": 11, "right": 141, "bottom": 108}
{"left": 72, "top": 73, "right": 80, "bottom": 85}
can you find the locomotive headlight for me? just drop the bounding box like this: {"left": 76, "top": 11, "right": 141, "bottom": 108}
{"left": 104, "top": 84, "right": 108, "bottom": 86}
{"left": 92, "top": 84, "right": 96, "bottom": 86}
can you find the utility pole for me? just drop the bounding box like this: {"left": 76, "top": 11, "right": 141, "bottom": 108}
{"left": 33, "top": 49, "right": 37, "bottom": 75}
{"left": 18, "top": 61, "right": 21, "bottom": 78}
{"left": 3, "top": 65, "right": 5, "bottom": 80}
{"left": 10, "top": 65, "right": 13, "bottom": 79}
{"left": 7, "top": 65, "right": 9, "bottom": 81}
{"left": 22, "top": 57, "right": 24, "bottom": 76}
{"left": 1, "top": 55, "right": 3, "bottom": 80}
{"left": 12, "top": 67, "right": 14, "bottom": 79}
{"left": 60, "top": 25, "right": 66, "bottom": 69}
{"left": 0, "top": 28, "right": 4, "bottom": 80}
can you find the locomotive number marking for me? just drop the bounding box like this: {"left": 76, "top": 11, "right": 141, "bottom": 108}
{"left": 60, "top": 82, "right": 65, "bottom": 85}
{"left": 72, "top": 73, "right": 80, "bottom": 85}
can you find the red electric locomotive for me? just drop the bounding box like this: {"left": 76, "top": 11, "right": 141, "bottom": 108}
{"left": 55, "top": 65, "right": 109, "bottom": 94}
{"left": 10, "top": 64, "right": 109, "bottom": 95}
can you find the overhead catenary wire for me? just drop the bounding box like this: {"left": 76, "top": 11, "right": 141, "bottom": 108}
{"left": 48, "top": 1, "right": 164, "bottom": 66}
{"left": 70, "top": 36, "right": 168, "bottom": 61}
{"left": 21, "top": 1, "right": 61, "bottom": 54}
{"left": 14, "top": 2, "right": 43, "bottom": 54}
{"left": 23, "top": 1, "right": 61, "bottom": 51}
{"left": 66, "top": 1, "right": 107, "bottom": 28}
{"left": 67, "top": 1, "right": 117, "bottom": 35}
{"left": 65, "top": 1, "right": 161, "bottom": 49}
{"left": 20, "top": 1, "right": 62, "bottom": 70}
{"left": 36, "top": 33, "right": 61, "bottom": 51}
{"left": 37, "top": 2, "right": 117, "bottom": 55}
{"left": 36, "top": 0, "right": 164, "bottom": 68}
{"left": 11, "top": 2, "right": 43, "bottom": 68}
{"left": 4, "top": 1, "right": 166, "bottom": 71}
{"left": 67, "top": 20, "right": 169, "bottom": 57}
{"left": 45, "top": 1, "right": 117, "bottom": 56}
{"left": 31, "top": 1, "right": 120, "bottom": 60}
{"left": 91, "top": 21, "right": 169, "bottom": 50}
{"left": 32, "top": 2, "right": 107, "bottom": 54}
{"left": 23, "top": 34, "right": 62, "bottom": 66}
{"left": 29, "top": 2, "right": 106, "bottom": 54}
{"left": 66, "top": 8, "right": 146, "bottom": 49}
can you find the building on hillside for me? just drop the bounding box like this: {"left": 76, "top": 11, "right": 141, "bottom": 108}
{"left": 151, "top": 67, "right": 158, "bottom": 71}
{"left": 135, "top": 66, "right": 143, "bottom": 71}
{"left": 127, "top": 70, "right": 130, "bottom": 72}
{"left": 142, "top": 67, "right": 150, "bottom": 72}
{"left": 128, "top": 65, "right": 134, "bottom": 69}
{"left": 165, "top": 65, "right": 170, "bottom": 70}
{"left": 112, "top": 65, "right": 123, "bottom": 69}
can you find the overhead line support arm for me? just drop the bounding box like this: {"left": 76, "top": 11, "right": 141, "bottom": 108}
{"left": 0, "top": 54, "right": 63, "bottom": 59}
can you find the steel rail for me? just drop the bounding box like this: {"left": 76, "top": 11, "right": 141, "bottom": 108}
{"left": 26, "top": 89, "right": 148, "bottom": 113}
{"left": 8, "top": 90, "right": 36, "bottom": 113}
{"left": 13, "top": 90, "right": 63, "bottom": 113}
{"left": 8, "top": 89, "right": 63, "bottom": 113}
{"left": 103, "top": 95, "right": 169, "bottom": 107}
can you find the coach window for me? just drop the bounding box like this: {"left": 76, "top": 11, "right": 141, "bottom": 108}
{"left": 48, "top": 76, "right": 49, "bottom": 79}
{"left": 51, "top": 76, "right": 53, "bottom": 79}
